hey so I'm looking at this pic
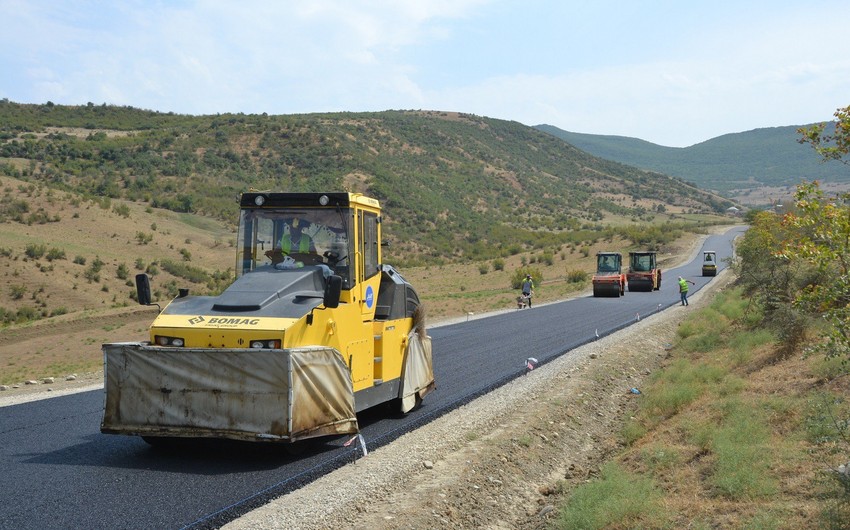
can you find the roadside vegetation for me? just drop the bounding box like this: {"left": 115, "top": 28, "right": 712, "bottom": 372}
{"left": 557, "top": 283, "right": 849, "bottom": 528}
{"left": 553, "top": 105, "right": 850, "bottom": 529}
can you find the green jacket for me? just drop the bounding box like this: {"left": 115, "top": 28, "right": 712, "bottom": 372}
{"left": 281, "top": 233, "right": 313, "bottom": 253}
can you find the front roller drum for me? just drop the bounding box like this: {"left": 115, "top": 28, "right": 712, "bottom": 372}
{"left": 593, "top": 282, "right": 621, "bottom": 298}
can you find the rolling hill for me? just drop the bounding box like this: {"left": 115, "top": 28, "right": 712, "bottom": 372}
{"left": 0, "top": 102, "right": 733, "bottom": 257}
{"left": 0, "top": 101, "right": 735, "bottom": 324}
{"left": 535, "top": 123, "right": 848, "bottom": 196}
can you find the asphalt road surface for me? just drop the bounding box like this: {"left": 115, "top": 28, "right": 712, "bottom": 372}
{"left": 0, "top": 226, "right": 745, "bottom": 530}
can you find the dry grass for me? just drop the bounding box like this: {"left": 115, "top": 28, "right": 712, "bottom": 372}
{"left": 0, "top": 172, "right": 720, "bottom": 385}
{"left": 600, "top": 289, "right": 850, "bottom": 528}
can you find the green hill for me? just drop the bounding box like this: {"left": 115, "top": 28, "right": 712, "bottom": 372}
{"left": 0, "top": 101, "right": 732, "bottom": 265}
{"left": 535, "top": 123, "right": 847, "bottom": 194}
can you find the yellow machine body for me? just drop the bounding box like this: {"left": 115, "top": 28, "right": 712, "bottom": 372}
{"left": 702, "top": 250, "right": 717, "bottom": 277}
{"left": 102, "top": 192, "right": 434, "bottom": 443}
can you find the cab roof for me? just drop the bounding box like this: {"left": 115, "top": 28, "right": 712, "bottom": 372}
{"left": 240, "top": 192, "right": 380, "bottom": 210}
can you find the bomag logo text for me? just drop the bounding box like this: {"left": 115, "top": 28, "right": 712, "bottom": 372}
{"left": 206, "top": 317, "right": 261, "bottom": 326}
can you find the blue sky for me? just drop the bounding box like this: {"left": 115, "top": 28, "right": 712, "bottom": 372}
{"left": 2, "top": 0, "right": 848, "bottom": 147}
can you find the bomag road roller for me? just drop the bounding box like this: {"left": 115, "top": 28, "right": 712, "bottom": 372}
{"left": 101, "top": 192, "right": 435, "bottom": 445}
{"left": 702, "top": 250, "right": 717, "bottom": 276}
{"left": 591, "top": 252, "right": 626, "bottom": 297}
{"left": 626, "top": 251, "right": 661, "bottom": 292}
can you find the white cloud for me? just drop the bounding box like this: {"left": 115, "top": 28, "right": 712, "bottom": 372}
{"left": 1, "top": 0, "right": 848, "bottom": 146}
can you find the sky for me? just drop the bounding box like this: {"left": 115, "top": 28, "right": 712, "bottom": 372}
{"left": 1, "top": 0, "right": 849, "bottom": 148}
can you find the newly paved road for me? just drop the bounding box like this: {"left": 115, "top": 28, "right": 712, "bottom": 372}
{"left": 0, "top": 226, "right": 745, "bottom": 530}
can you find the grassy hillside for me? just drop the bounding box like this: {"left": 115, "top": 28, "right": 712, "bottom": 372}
{"left": 535, "top": 123, "right": 848, "bottom": 195}
{"left": 0, "top": 175, "right": 234, "bottom": 323}
{"left": 0, "top": 101, "right": 736, "bottom": 326}
{"left": 0, "top": 102, "right": 732, "bottom": 254}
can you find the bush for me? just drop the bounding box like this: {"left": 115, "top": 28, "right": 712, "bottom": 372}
{"left": 15, "top": 306, "right": 39, "bottom": 323}
{"left": 46, "top": 248, "right": 66, "bottom": 261}
{"left": 160, "top": 259, "right": 210, "bottom": 283}
{"left": 567, "top": 269, "right": 588, "bottom": 283}
{"left": 10, "top": 285, "right": 26, "bottom": 300}
{"left": 25, "top": 243, "right": 46, "bottom": 259}
{"left": 136, "top": 231, "right": 153, "bottom": 245}
{"left": 113, "top": 203, "right": 131, "bottom": 218}
{"left": 510, "top": 268, "right": 541, "bottom": 289}
{"left": 84, "top": 257, "right": 104, "bottom": 282}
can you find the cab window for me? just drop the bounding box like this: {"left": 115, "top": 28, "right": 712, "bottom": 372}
{"left": 362, "top": 212, "right": 379, "bottom": 280}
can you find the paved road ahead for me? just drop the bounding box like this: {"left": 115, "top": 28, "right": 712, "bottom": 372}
{"left": 0, "top": 227, "right": 745, "bottom": 530}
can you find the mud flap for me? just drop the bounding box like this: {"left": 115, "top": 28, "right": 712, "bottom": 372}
{"left": 399, "top": 331, "right": 435, "bottom": 413}
{"left": 101, "top": 343, "right": 358, "bottom": 442}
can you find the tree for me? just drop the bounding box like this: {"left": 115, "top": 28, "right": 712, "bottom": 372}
{"left": 737, "top": 105, "right": 850, "bottom": 359}
{"left": 798, "top": 105, "right": 850, "bottom": 165}
{"left": 734, "top": 210, "right": 810, "bottom": 350}
{"left": 777, "top": 181, "right": 850, "bottom": 358}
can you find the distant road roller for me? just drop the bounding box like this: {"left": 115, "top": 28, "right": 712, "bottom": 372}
{"left": 592, "top": 252, "right": 626, "bottom": 297}
{"left": 702, "top": 250, "right": 717, "bottom": 276}
{"left": 626, "top": 251, "right": 661, "bottom": 292}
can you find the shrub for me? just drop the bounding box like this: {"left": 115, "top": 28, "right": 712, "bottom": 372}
{"left": 15, "top": 306, "right": 39, "bottom": 323}
{"left": 116, "top": 263, "right": 129, "bottom": 280}
{"left": 160, "top": 260, "right": 210, "bottom": 283}
{"left": 10, "top": 285, "right": 27, "bottom": 300}
{"left": 46, "top": 248, "right": 66, "bottom": 261}
{"left": 25, "top": 243, "right": 46, "bottom": 259}
{"left": 510, "top": 268, "right": 541, "bottom": 289}
{"left": 567, "top": 269, "right": 588, "bottom": 283}
{"left": 84, "top": 257, "right": 104, "bottom": 283}
{"left": 113, "top": 204, "right": 131, "bottom": 218}
{"left": 136, "top": 231, "right": 153, "bottom": 245}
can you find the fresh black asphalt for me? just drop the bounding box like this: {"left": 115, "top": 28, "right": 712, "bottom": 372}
{"left": 0, "top": 226, "right": 746, "bottom": 530}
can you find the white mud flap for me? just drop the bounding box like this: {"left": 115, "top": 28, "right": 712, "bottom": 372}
{"left": 101, "top": 343, "right": 358, "bottom": 442}
{"left": 399, "top": 331, "right": 435, "bottom": 413}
